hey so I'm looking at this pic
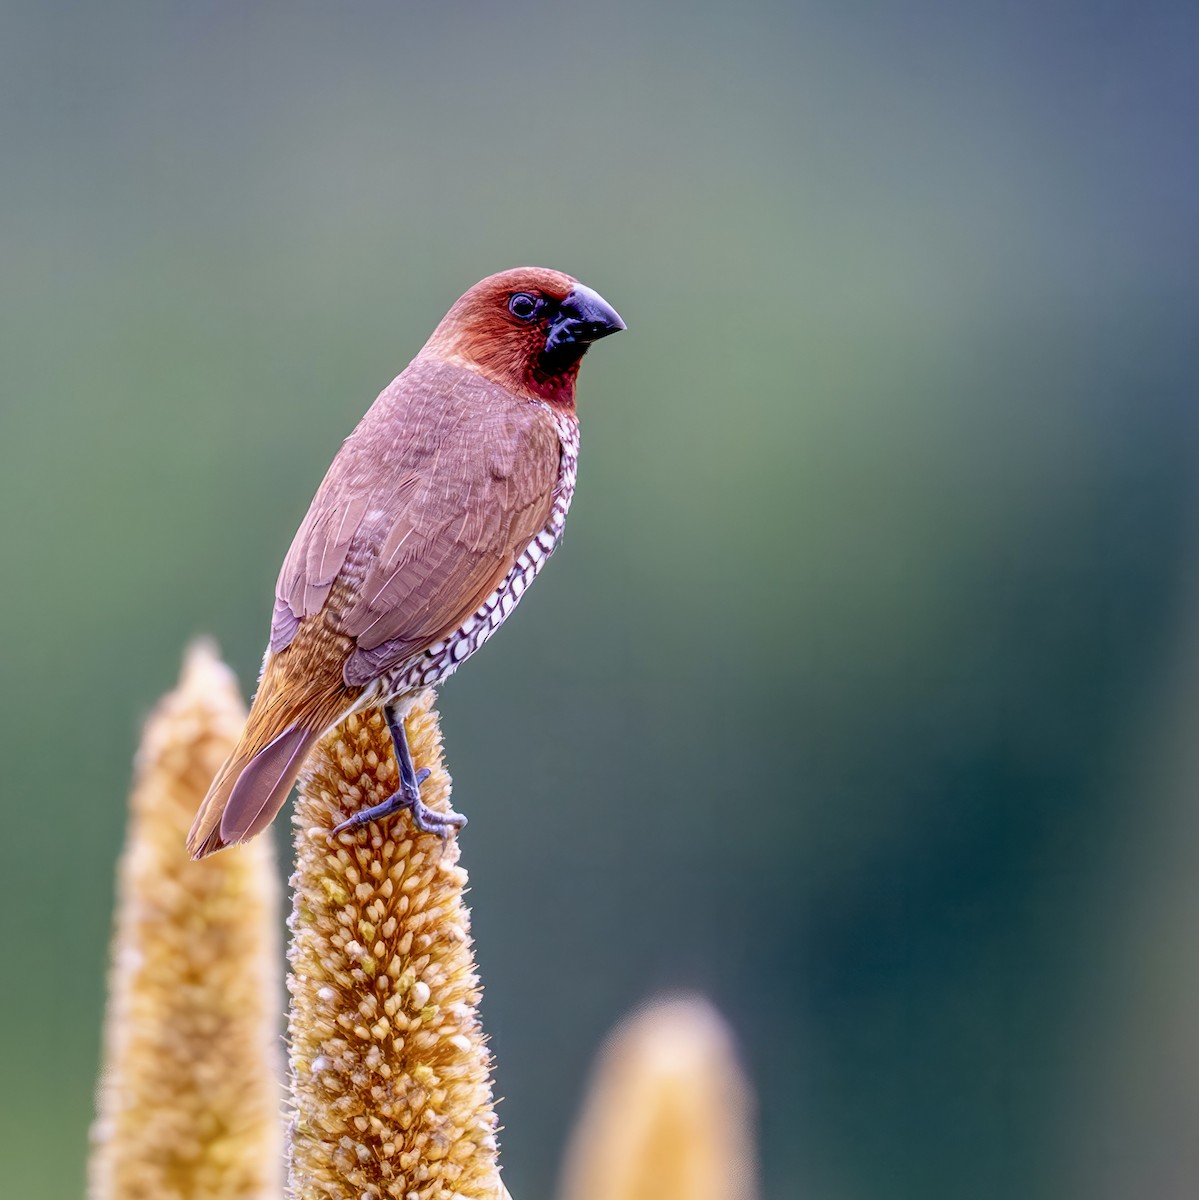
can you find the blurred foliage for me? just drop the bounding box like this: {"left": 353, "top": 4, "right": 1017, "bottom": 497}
{"left": 1, "top": 2, "right": 1197, "bottom": 1198}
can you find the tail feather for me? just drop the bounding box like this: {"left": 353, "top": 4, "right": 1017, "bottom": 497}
{"left": 187, "top": 629, "right": 362, "bottom": 858}
{"left": 187, "top": 723, "right": 321, "bottom": 858}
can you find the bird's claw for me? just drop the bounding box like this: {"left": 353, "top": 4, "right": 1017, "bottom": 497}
{"left": 331, "top": 764, "right": 466, "bottom": 839}
{"left": 409, "top": 803, "right": 468, "bottom": 835}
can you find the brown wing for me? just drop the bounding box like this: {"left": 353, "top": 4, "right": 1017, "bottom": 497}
{"left": 271, "top": 360, "right": 561, "bottom": 687}
{"left": 271, "top": 487, "right": 372, "bottom": 650}
{"left": 338, "top": 397, "right": 560, "bottom": 685}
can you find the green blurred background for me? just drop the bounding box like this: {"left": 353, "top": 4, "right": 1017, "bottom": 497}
{"left": 3, "top": 2, "right": 1198, "bottom": 1196}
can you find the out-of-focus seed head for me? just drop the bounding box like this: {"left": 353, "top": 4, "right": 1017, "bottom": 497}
{"left": 558, "top": 996, "right": 756, "bottom": 1200}
{"left": 89, "top": 640, "right": 283, "bottom": 1200}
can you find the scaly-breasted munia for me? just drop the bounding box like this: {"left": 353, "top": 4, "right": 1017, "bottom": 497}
{"left": 188, "top": 267, "right": 624, "bottom": 857}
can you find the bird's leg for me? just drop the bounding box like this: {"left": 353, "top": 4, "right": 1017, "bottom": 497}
{"left": 332, "top": 701, "right": 467, "bottom": 837}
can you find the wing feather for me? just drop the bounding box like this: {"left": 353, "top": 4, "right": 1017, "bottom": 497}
{"left": 270, "top": 361, "right": 561, "bottom": 681}
{"left": 340, "top": 410, "right": 558, "bottom": 661}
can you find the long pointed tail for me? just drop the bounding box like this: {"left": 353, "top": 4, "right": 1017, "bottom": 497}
{"left": 188, "top": 722, "right": 322, "bottom": 858}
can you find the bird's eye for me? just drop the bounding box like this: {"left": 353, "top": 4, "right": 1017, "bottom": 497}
{"left": 508, "top": 293, "right": 541, "bottom": 321}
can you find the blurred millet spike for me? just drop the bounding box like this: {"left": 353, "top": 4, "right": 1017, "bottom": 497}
{"left": 558, "top": 996, "right": 757, "bottom": 1200}
{"left": 89, "top": 641, "right": 283, "bottom": 1200}
{"left": 286, "top": 692, "right": 504, "bottom": 1200}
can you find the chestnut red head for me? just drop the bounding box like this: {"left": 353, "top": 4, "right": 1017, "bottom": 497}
{"left": 420, "top": 267, "right": 625, "bottom": 405}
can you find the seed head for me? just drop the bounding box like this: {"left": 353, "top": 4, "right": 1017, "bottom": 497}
{"left": 89, "top": 641, "right": 283, "bottom": 1200}
{"left": 286, "top": 694, "right": 502, "bottom": 1200}
{"left": 558, "top": 997, "right": 756, "bottom": 1200}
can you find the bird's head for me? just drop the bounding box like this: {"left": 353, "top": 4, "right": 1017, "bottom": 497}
{"left": 420, "top": 267, "right": 625, "bottom": 406}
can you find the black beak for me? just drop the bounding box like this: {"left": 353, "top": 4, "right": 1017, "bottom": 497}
{"left": 544, "top": 284, "right": 626, "bottom": 357}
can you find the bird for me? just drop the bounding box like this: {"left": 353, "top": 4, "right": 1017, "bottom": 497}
{"left": 187, "top": 267, "right": 624, "bottom": 857}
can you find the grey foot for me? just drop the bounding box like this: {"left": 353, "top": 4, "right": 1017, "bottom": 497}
{"left": 332, "top": 767, "right": 468, "bottom": 838}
